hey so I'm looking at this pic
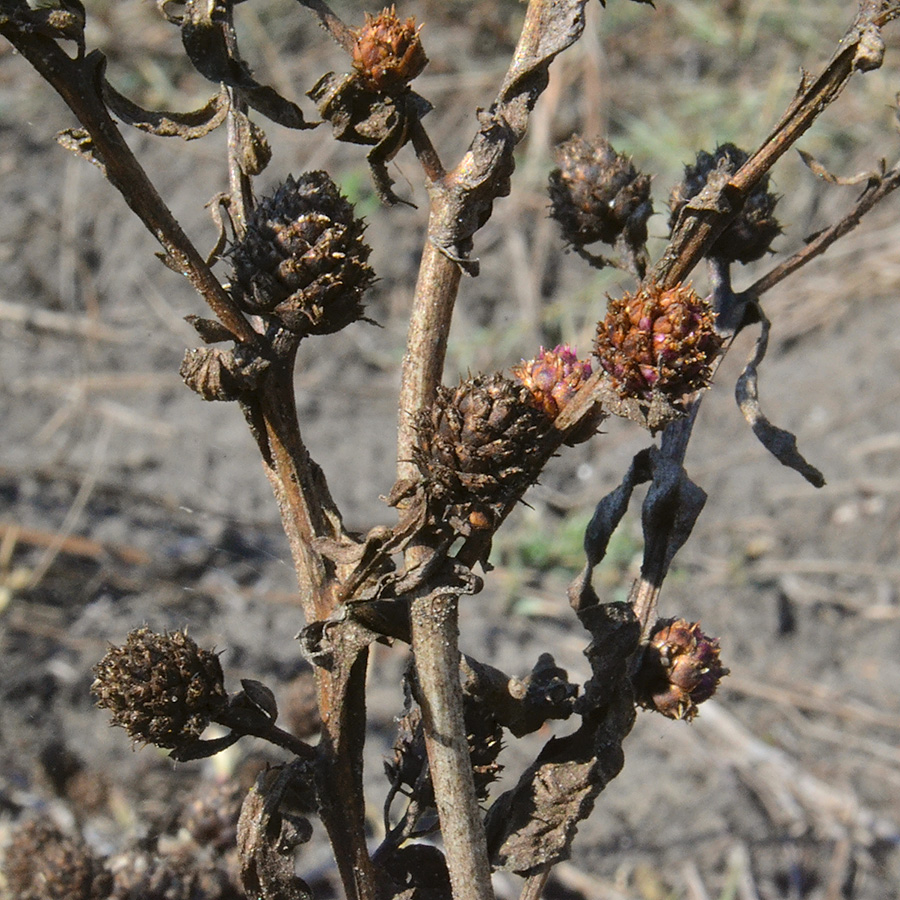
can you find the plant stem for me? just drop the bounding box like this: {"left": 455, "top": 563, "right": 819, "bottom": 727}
{"left": 247, "top": 361, "right": 378, "bottom": 899}
{"left": 396, "top": 227, "right": 461, "bottom": 481}
{"left": 410, "top": 586, "right": 496, "bottom": 900}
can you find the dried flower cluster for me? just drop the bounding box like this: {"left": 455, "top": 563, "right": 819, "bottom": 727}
{"left": 352, "top": 6, "right": 428, "bottom": 94}
{"left": 229, "top": 171, "right": 374, "bottom": 336}
{"left": 595, "top": 283, "right": 723, "bottom": 402}
{"left": 511, "top": 344, "right": 592, "bottom": 420}
{"left": 92, "top": 627, "right": 227, "bottom": 750}
{"left": 635, "top": 618, "right": 729, "bottom": 721}
{"left": 548, "top": 135, "right": 652, "bottom": 251}
{"left": 413, "top": 373, "right": 553, "bottom": 532}
{"left": 669, "top": 143, "right": 781, "bottom": 264}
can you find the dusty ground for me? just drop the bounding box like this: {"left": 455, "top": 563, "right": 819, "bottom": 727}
{"left": 1, "top": 1, "right": 900, "bottom": 898}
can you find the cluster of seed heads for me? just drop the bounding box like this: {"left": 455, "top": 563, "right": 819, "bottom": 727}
{"left": 548, "top": 135, "right": 652, "bottom": 252}
{"left": 594, "top": 283, "right": 724, "bottom": 402}
{"left": 669, "top": 143, "right": 781, "bottom": 264}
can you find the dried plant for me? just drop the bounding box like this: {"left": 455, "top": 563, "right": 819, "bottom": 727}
{"left": 2, "top": 1, "right": 900, "bottom": 898}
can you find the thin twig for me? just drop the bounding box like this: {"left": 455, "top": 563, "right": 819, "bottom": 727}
{"left": 652, "top": 2, "right": 900, "bottom": 292}
{"left": 747, "top": 160, "right": 900, "bottom": 299}
{"left": 0, "top": 522, "right": 151, "bottom": 567}
{"left": 296, "top": 0, "right": 356, "bottom": 53}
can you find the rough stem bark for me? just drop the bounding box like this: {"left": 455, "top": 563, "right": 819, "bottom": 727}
{"left": 410, "top": 588, "right": 496, "bottom": 900}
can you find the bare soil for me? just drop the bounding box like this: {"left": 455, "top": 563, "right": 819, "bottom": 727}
{"left": 1, "top": 2, "right": 900, "bottom": 898}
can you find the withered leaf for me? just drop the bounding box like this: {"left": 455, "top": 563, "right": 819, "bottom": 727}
{"left": 736, "top": 311, "right": 825, "bottom": 487}
{"left": 308, "top": 72, "right": 431, "bottom": 205}
{"left": 101, "top": 81, "right": 229, "bottom": 140}
{"left": 237, "top": 768, "right": 313, "bottom": 900}
{"left": 57, "top": 128, "right": 105, "bottom": 173}
{"left": 180, "top": 346, "right": 269, "bottom": 401}
{"left": 239, "top": 679, "right": 278, "bottom": 722}
{"left": 485, "top": 602, "right": 638, "bottom": 875}
{"left": 185, "top": 314, "right": 236, "bottom": 344}
{"left": 181, "top": 0, "right": 314, "bottom": 130}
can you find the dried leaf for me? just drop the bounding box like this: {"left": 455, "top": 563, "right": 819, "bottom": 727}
{"left": 308, "top": 72, "right": 431, "bottom": 205}
{"left": 167, "top": 731, "right": 240, "bottom": 762}
{"left": 640, "top": 454, "right": 708, "bottom": 581}
{"left": 57, "top": 128, "right": 105, "bottom": 173}
{"left": 237, "top": 767, "right": 313, "bottom": 900}
{"left": 461, "top": 653, "right": 576, "bottom": 739}
{"left": 485, "top": 604, "right": 638, "bottom": 875}
{"left": 185, "top": 314, "right": 236, "bottom": 343}
{"left": 239, "top": 678, "right": 279, "bottom": 722}
{"left": 430, "top": 0, "right": 588, "bottom": 271}
{"left": 181, "top": 0, "right": 314, "bottom": 130}
{"left": 797, "top": 149, "right": 880, "bottom": 187}
{"left": 102, "top": 81, "right": 229, "bottom": 139}
{"left": 1, "top": 0, "right": 86, "bottom": 50}
{"left": 180, "top": 346, "right": 269, "bottom": 401}
{"left": 735, "top": 312, "right": 826, "bottom": 487}
{"left": 231, "top": 110, "right": 272, "bottom": 175}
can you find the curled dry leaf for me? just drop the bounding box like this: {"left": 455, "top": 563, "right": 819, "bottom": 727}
{"left": 101, "top": 81, "right": 230, "bottom": 140}
{"left": 735, "top": 309, "right": 826, "bottom": 487}
{"left": 180, "top": 346, "right": 270, "bottom": 401}
{"left": 180, "top": 0, "right": 314, "bottom": 130}
{"left": 237, "top": 767, "right": 314, "bottom": 900}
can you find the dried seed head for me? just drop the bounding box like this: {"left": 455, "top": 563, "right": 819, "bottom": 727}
{"left": 92, "top": 627, "right": 228, "bottom": 750}
{"left": 669, "top": 143, "right": 781, "bottom": 263}
{"left": 549, "top": 136, "right": 652, "bottom": 249}
{"left": 635, "top": 618, "right": 729, "bottom": 721}
{"left": 229, "top": 172, "right": 374, "bottom": 335}
{"left": 352, "top": 6, "right": 428, "bottom": 94}
{"left": 2, "top": 819, "right": 111, "bottom": 900}
{"left": 511, "top": 344, "right": 592, "bottom": 420}
{"left": 594, "top": 282, "right": 723, "bottom": 402}
{"left": 414, "top": 373, "right": 552, "bottom": 532}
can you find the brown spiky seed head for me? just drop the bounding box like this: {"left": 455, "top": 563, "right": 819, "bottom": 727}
{"left": 92, "top": 627, "right": 227, "bottom": 750}
{"left": 669, "top": 143, "right": 781, "bottom": 263}
{"left": 594, "top": 283, "right": 723, "bottom": 401}
{"left": 549, "top": 136, "right": 652, "bottom": 248}
{"left": 2, "top": 819, "right": 112, "bottom": 900}
{"left": 511, "top": 344, "right": 592, "bottom": 419}
{"left": 352, "top": 6, "right": 428, "bottom": 94}
{"left": 636, "top": 618, "right": 729, "bottom": 721}
{"left": 229, "top": 172, "right": 374, "bottom": 334}
{"left": 415, "top": 373, "right": 552, "bottom": 530}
